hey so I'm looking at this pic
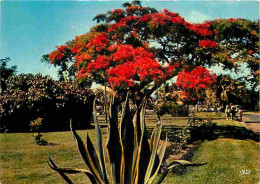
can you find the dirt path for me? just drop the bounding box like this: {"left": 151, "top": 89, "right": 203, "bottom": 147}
{"left": 243, "top": 113, "right": 260, "bottom": 134}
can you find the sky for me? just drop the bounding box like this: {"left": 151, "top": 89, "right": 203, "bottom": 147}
{"left": 1, "top": 0, "right": 259, "bottom": 80}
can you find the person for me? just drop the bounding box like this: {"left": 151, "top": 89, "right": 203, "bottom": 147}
{"left": 231, "top": 104, "right": 236, "bottom": 120}
{"left": 225, "top": 105, "right": 231, "bottom": 120}
{"left": 238, "top": 108, "right": 243, "bottom": 122}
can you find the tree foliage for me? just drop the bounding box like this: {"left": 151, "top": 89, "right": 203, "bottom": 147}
{"left": 0, "top": 57, "right": 17, "bottom": 92}
{"left": 205, "top": 75, "right": 247, "bottom": 108}
{"left": 42, "top": 1, "right": 259, "bottom": 101}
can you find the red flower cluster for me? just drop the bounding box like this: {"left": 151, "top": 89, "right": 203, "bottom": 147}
{"left": 176, "top": 67, "right": 216, "bottom": 90}
{"left": 87, "top": 33, "right": 109, "bottom": 52}
{"left": 70, "top": 42, "right": 86, "bottom": 54}
{"left": 186, "top": 23, "right": 213, "bottom": 36}
{"left": 111, "top": 8, "right": 123, "bottom": 15}
{"left": 86, "top": 55, "right": 110, "bottom": 72}
{"left": 140, "top": 14, "right": 151, "bottom": 22}
{"left": 227, "top": 18, "right": 243, "bottom": 22}
{"left": 199, "top": 39, "right": 217, "bottom": 49}
{"left": 148, "top": 10, "right": 184, "bottom": 28}
{"left": 108, "top": 16, "right": 138, "bottom": 32}
{"left": 57, "top": 45, "right": 67, "bottom": 52}
{"left": 164, "top": 63, "right": 180, "bottom": 76}
{"left": 48, "top": 45, "right": 68, "bottom": 63}
{"left": 106, "top": 44, "right": 162, "bottom": 88}
{"left": 163, "top": 9, "right": 184, "bottom": 24}
{"left": 108, "top": 62, "right": 136, "bottom": 87}
{"left": 74, "top": 52, "right": 92, "bottom": 67}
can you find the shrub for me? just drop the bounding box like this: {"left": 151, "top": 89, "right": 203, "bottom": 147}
{"left": 0, "top": 74, "right": 94, "bottom": 132}
{"left": 30, "top": 117, "right": 48, "bottom": 145}
{"left": 157, "top": 102, "right": 189, "bottom": 117}
{"left": 188, "top": 116, "right": 217, "bottom": 142}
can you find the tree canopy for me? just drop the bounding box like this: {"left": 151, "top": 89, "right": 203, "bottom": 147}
{"left": 42, "top": 0, "right": 259, "bottom": 99}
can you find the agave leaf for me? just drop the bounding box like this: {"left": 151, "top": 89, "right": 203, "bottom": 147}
{"left": 48, "top": 158, "right": 98, "bottom": 184}
{"left": 157, "top": 160, "right": 207, "bottom": 184}
{"left": 93, "top": 99, "right": 109, "bottom": 184}
{"left": 147, "top": 136, "right": 168, "bottom": 184}
{"left": 136, "top": 102, "right": 151, "bottom": 184}
{"left": 169, "top": 160, "right": 207, "bottom": 167}
{"left": 48, "top": 156, "right": 73, "bottom": 184}
{"left": 86, "top": 134, "right": 104, "bottom": 180}
{"left": 120, "top": 93, "right": 135, "bottom": 184}
{"left": 106, "top": 94, "right": 123, "bottom": 184}
{"left": 144, "top": 114, "right": 162, "bottom": 183}
{"left": 70, "top": 121, "right": 103, "bottom": 183}
{"left": 135, "top": 107, "right": 142, "bottom": 144}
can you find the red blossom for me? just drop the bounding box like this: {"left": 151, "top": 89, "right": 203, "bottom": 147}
{"left": 74, "top": 52, "right": 92, "bottom": 67}
{"left": 248, "top": 50, "right": 253, "bottom": 55}
{"left": 86, "top": 33, "right": 109, "bottom": 52}
{"left": 199, "top": 39, "right": 217, "bottom": 49}
{"left": 176, "top": 67, "right": 216, "bottom": 90}
{"left": 70, "top": 42, "right": 86, "bottom": 54}
{"left": 57, "top": 45, "right": 67, "bottom": 52}
{"left": 186, "top": 22, "right": 213, "bottom": 36}
{"left": 49, "top": 50, "right": 64, "bottom": 63}
{"left": 86, "top": 55, "right": 110, "bottom": 72}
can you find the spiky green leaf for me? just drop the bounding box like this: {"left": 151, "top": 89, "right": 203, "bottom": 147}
{"left": 120, "top": 93, "right": 135, "bottom": 184}
{"left": 144, "top": 114, "right": 162, "bottom": 183}
{"left": 107, "top": 94, "right": 123, "bottom": 184}
{"left": 93, "top": 99, "right": 109, "bottom": 184}
{"left": 48, "top": 156, "right": 73, "bottom": 184}
{"left": 157, "top": 160, "right": 207, "bottom": 184}
{"left": 70, "top": 121, "right": 103, "bottom": 183}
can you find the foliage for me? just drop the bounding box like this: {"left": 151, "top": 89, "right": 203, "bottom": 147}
{"left": 157, "top": 102, "right": 189, "bottom": 117}
{"left": 0, "top": 57, "right": 17, "bottom": 92}
{"left": 168, "top": 128, "right": 191, "bottom": 152}
{"left": 211, "top": 19, "right": 259, "bottom": 77}
{"left": 0, "top": 73, "right": 94, "bottom": 132}
{"left": 205, "top": 74, "right": 247, "bottom": 108}
{"left": 30, "top": 117, "right": 48, "bottom": 145}
{"left": 48, "top": 94, "right": 206, "bottom": 184}
{"left": 188, "top": 116, "right": 218, "bottom": 142}
{"left": 42, "top": 0, "right": 259, "bottom": 101}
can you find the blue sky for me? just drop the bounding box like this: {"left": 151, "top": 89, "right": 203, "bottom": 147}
{"left": 1, "top": 0, "right": 259, "bottom": 80}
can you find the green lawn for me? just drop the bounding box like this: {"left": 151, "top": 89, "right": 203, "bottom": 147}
{"left": 0, "top": 116, "right": 259, "bottom": 183}
{"left": 164, "top": 139, "right": 260, "bottom": 184}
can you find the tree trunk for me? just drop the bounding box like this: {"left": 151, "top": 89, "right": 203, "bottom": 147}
{"left": 104, "top": 81, "right": 108, "bottom": 124}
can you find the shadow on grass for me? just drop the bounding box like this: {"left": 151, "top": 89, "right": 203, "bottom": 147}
{"left": 189, "top": 124, "right": 259, "bottom": 142}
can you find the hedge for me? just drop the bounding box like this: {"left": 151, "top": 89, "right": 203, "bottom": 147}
{"left": 0, "top": 74, "right": 94, "bottom": 132}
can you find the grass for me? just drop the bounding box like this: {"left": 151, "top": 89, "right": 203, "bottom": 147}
{"left": 0, "top": 114, "right": 259, "bottom": 183}
{"left": 164, "top": 139, "right": 260, "bottom": 184}
{"left": 194, "top": 112, "right": 225, "bottom": 119}
{"left": 0, "top": 130, "right": 100, "bottom": 183}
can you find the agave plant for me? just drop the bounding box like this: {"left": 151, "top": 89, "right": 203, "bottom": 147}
{"left": 48, "top": 94, "right": 206, "bottom": 183}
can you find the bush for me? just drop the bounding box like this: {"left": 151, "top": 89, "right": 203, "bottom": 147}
{"left": 30, "top": 117, "right": 48, "bottom": 145}
{"left": 0, "top": 74, "right": 94, "bottom": 132}
{"left": 188, "top": 116, "right": 217, "bottom": 142}
{"left": 157, "top": 102, "right": 189, "bottom": 117}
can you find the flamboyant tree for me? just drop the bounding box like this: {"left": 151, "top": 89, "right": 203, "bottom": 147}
{"left": 41, "top": 0, "right": 259, "bottom": 104}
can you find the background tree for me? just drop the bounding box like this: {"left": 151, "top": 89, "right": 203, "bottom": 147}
{"left": 0, "top": 57, "right": 17, "bottom": 92}
{"left": 205, "top": 74, "right": 257, "bottom": 110}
